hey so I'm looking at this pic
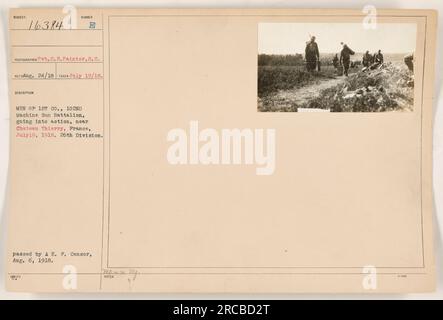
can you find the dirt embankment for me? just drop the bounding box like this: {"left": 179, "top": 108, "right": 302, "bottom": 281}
{"left": 258, "top": 62, "right": 414, "bottom": 112}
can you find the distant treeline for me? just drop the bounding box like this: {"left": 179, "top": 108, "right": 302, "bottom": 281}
{"left": 258, "top": 53, "right": 337, "bottom": 66}
{"left": 258, "top": 54, "right": 304, "bottom": 66}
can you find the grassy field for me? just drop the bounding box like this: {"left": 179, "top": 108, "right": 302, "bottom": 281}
{"left": 257, "top": 51, "right": 414, "bottom": 112}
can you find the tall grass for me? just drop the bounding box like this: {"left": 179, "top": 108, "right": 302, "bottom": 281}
{"left": 258, "top": 66, "right": 339, "bottom": 97}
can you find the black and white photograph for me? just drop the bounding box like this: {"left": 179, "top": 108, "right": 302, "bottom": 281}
{"left": 258, "top": 23, "right": 417, "bottom": 112}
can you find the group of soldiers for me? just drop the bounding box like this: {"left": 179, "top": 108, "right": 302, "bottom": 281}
{"left": 304, "top": 35, "right": 388, "bottom": 77}
{"left": 362, "top": 50, "right": 385, "bottom": 68}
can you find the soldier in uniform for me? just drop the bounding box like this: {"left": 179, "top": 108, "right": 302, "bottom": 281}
{"left": 339, "top": 42, "right": 355, "bottom": 76}
{"left": 332, "top": 54, "right": 339, "bottom": 69}
{"left": 404, "top": 53, "right": 414, "bottom": 72}
{"left": 304, "top": 36, "right": 320, "bottom": 72}
{"left": 374, "top": 50, "right": 384, "bottom": 64}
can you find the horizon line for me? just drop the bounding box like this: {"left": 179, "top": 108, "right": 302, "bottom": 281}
{"left": 258, "top": 51, "right": 412, "bottom": 55}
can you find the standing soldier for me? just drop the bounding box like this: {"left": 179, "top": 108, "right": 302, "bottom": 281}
{"left": 375, "top": 49, "right": 384, "bottom": 64}
{"left": 372, "top": 52, "right": 378, "bottom": 64}
{"left": 369, "top": 52, "right": 375, "bottom": 64}
{"left": 339, "top": 42, "right": 355, "bottom": 76}
{"left": 332, "top": 54, "right": 339, "bottom": 69}
{"left": 305, "top": 36, "right": 319, "bottom": 72}
{"left": 362, "top": 50, "right": 372, "bottom": 67}
{"left": 404, "top": 53, "right": 414, "bottom": 72}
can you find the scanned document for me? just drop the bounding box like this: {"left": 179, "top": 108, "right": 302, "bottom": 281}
{"left": 6, "top": 8, "right": 437, "bottom": 292}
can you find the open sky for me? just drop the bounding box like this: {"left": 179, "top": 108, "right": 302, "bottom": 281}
{"left": 258, "top": 23, "right": 417, "bottom": 54}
